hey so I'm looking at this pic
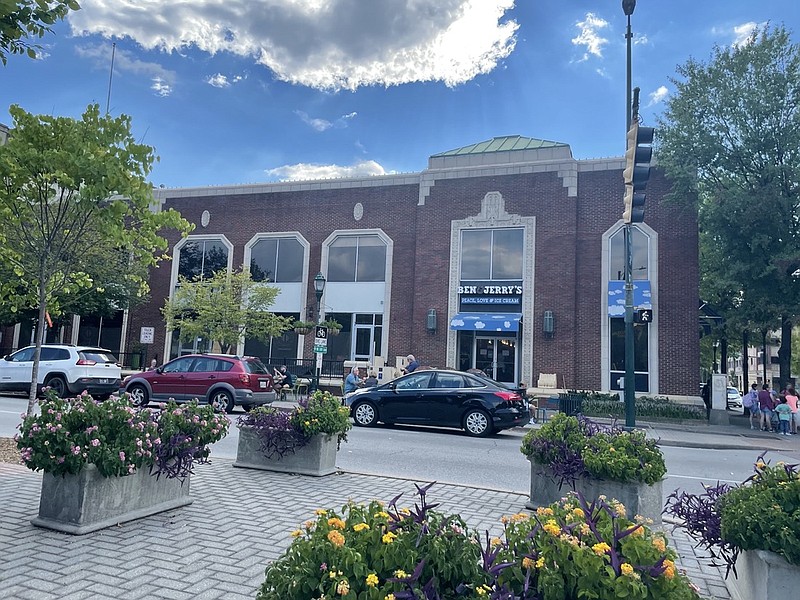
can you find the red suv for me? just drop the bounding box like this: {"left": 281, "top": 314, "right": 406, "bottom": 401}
{"left": 120, "top": 354, "right": 276, "bottom": 413}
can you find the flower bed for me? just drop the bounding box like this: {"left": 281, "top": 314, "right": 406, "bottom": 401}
{"left": 257, "top": 483, "right": 701, "bottom": 600}
{"left": 578, "top": 392, "right": 706, "bottom": 421}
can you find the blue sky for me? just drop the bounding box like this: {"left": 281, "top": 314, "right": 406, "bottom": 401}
{"left": 3, "top": 0, "right": 800, "bottom": 188}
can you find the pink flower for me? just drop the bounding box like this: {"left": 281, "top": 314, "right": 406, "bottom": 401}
{"left": 119, "top": 451, "right": 126, "bottom": 461}
{"left": 91, "top": 438, "right": 101, "bottom": 447}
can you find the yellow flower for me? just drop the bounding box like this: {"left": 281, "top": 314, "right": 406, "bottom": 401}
{"left": 543, "top": 520, "right": 561, "bottom": 536}
{"left": 511, "top": 512, "right": 528, "bottom": 522}
{"left": 305, "top": 420, "right": 310, "bottom": 426}
{"left": 290, "top": 529, "right": 303, "bottom": 538}
{"left": 315, "top": 509, "right": 328, "bottom": 515}
{"left": 328, "top": 517, "right": 346, "bottom": 529}
{"left": 304, "top": 520, "right": 315, "bottom": 530}
{"left": 663, "top": 559, "right": 676, "bottom": 579}
{"left": 620, "top": 563, "right": 634, "bottom": 576}
{"left": 400, "top": 508, "right": 411, "bottom": 516}
{"left": 756, "top": 461, "right": 766, "bottom": 469}
{"left": 330, "top": 571, "right": 337, "bottom": 579}
{"left": 491, "top": 537, "right": 502, "bottom": 547}
{"left": 394, "top": 569, "right": 408, "bottom": 579}
{"left": 476, "top": 584, "right": 491, "bottom": 596}
{"left": 629, "top": 525, "right": 644, "bottom": 537}
{"left": 382, "top": 531, "right": 397, "bottom": 544}
{"left": 572, "top": 507, "right": 585, "bottom": 519}
{"left": 652, "top": 537, "right": 666, "bottom": 553}
{"left": 592, "top": 542, "right": 611, "bottom": 556}
{"left": 385, "top": 595, "right": 396, "bottom": 600}
{"left": 501, "top": 515, "right": 510, "bottom": 524}
{"left": 579, "top": 523, "right": 591, "bottom": 536}
{"left": 374, "top": 511, "right": 390, "bottom": 519}
{"left": 353, "top": 522, "right": 370, "bottom": 532}
{"left": 609, "top": 447, "right": 616, "bottom": 452}
{"left": 535, "top": 557, "right": 545, "bottom": 569}
{"left": 327, "top": 530, "right": 345, "bottom": 547}
{"left": 536, "top": 507, "right": 554, "bottom": 517}
{"left": 613, "top": 502, "right": 626, "bottom": 517}
{"left": 366, "top": 573, "right": 379, "bottom": 587}
{"left": 336, "top": 579, "right": 350, "bottom": 595}
{"left": 522, "top": 557, "right": 535, "bottom": 570}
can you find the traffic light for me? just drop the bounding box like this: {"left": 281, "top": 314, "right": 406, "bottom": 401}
{"left": 622, "top": 121, "right": 654, "bottom": 223}
{"left": 634, "top": 309, "right": 653, "bottom": 323}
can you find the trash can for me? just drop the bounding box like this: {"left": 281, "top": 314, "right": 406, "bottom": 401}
{"left": 558, "top": 393, "right": 583, "bottom": 416}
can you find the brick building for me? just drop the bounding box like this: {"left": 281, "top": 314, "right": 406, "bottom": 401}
{"left": 4, "top": 135, "right": 699, "bottom": 396}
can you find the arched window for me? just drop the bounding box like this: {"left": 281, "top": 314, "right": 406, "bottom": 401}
{"left": 328, "top": 235, "right": 387, "bottom": 282}
{"left": 249, "top": 237, "right": 304, "bottom": 283}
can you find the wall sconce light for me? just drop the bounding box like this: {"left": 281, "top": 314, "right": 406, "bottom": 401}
{"left": 426, "top": 309, "right": 437, "bottom": 333}
{"left": 543, "top": 310, "right": 555, "bottom": 338}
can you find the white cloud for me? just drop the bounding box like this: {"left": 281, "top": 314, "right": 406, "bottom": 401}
{"left": 206, "top": 73, "right": 230, "bottom": 88}
{"left": 265, "top": 160, "right": 391, "bottom": 181}
{"left": 647, "top": 85, "right": 669, "bottom": 107}
{"left": 76, "top": 43, "right": 176, "bottom": 97}
{"left": 68, "top": 0, "right": 518, "bottom": 91}
{"left": 732, "top": 22, "right": 763, "bottom": 47}
{"left": 571, "top": 13, "right": 609, "bottom": 61}
{"left": 294, "top": 110, "right": 357, "bottom": 131}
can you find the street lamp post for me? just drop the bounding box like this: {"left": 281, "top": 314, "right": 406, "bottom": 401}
{"left": 713, "top": 340, "right": 719, "bottom": 374}
{"left": 622, "top": 0, "right": 637, "bottom": 428}
{"left": 312, "top": 272, "right": 326, "bottom": 393}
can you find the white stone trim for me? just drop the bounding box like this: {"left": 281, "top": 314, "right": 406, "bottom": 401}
{"left": 446, "top": 192, "right": 536, "bottom": 386}
{"left": 600, "top": 222, "right": 659, "bottom": 394}
{"left": 320, "top": 229, "right": 393, "bottom": 361}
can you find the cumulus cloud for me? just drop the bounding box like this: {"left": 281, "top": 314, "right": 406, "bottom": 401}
{"left": 732, "top": 21, "right": 766, "bottom": 47}
{"left": 571, "top": 13, "right": 609, "bottom": 61}
{"left": 647, "top": 85, "right": 669, "bottom": 107}
{"left": 295, "top": 110, "right": 357, "bottom": 131}
{"left": 207, "top": 73, "right": 230, "bottom": 88}
{"left": 68, "top": 0, "right": 518, "bottom": 91}
{"left": 265, "top": 160, "right": 391, "bottom": 181}
{"left": 76, "top": 43, "right": 176, "bottom": 97}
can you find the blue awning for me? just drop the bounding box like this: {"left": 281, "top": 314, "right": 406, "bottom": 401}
{"left": 450, "top": 313, "right": 522, "bottom": 332}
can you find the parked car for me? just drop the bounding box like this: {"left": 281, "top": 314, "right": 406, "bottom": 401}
{"left": 0, "top": 344, "right": 121, "bottom": 399}
{"left": 726, "top": 387, "right": 743, "bottom": 410}
{"left": 344, "top": 368, "right": 530, "bottom": 437}
{"left": 120, "top": 354, "right": 276, "bottom": 413}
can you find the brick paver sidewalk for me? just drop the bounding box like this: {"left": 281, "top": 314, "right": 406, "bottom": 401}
{"left": 0, "top": 460, "right": 729, "bottom": 599}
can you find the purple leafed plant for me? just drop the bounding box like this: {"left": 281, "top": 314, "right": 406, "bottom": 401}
{"left": 238, "top": 408, "right": 309, "bottom": 459}
{"left": 663, "top": 481, "right": 739, "bottom": 576}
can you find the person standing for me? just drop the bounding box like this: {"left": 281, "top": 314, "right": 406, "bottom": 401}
{"left": 758, "top": 383, "right": 776, "bottom": 432}
{"left": 743, "top": 383, "right": 760, "bottom": 430}
{"left": 784, "top": 385, "right": 799, "bottom": 434}
{"left": 775, "top": 396, "right": 793, "bottom": 436}
{"left": 402, "top": 354, "right": 419, "bottom": 375}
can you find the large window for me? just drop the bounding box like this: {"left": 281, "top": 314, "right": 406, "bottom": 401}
{"left": 249, "top": 237, "right": 304, "bottom": 283}
{"left": 244, "top": 313, "right": 300, "bottom": 364}
{"left": 328, "top": 235, "right": 386, "bottom": 282}
{"left": 178, "top": 239, "right": 229, "bottom": 280}
{"left": 609, "top": 228, "right": 649, "bottom": 281}
{"left": 610, "top": 320, "right": 649, "bottom": 392}
{"left": 461, "top": 228, "right": 523, "bottom": 280}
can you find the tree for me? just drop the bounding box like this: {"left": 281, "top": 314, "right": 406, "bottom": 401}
{"left": 162, "top": 269, "right": 293, "bottom": 355}
{"left": 0, "top": 0, "right": 79, "bottom": 64}
{"left": 0, "top": 103, "right": 192, "bottom": 414}
{"left": 657, "top": 25, "right": 800, "bottom": 390}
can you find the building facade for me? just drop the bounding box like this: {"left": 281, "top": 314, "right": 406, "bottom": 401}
{"left": 3, "top": 135, "right": 699, "bottom": 396}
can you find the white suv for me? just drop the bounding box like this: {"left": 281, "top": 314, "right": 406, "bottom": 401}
{"left": 0, "top": 344, "right": 122, "bottom": 399}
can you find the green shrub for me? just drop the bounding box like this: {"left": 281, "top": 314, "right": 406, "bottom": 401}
{"left": 579, "top": 392, "right": 706, "bottom": 421}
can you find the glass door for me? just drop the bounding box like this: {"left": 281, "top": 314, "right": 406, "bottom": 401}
{"left": 474, "top": 337, "right": 517, "bottom": 384}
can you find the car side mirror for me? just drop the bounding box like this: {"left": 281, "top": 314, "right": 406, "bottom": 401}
{"left": 3, "top": 355, "right": 10, "bottom": 361}
{"left": 390, "top": 381, "right": 398, "bottom": 393}
{"left": 156, "top": 367, "right": 163, "bottom": 374}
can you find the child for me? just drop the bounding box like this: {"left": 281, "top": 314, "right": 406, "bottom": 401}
{"left": 775, "top": 397, "right": 793, "bottom": 436}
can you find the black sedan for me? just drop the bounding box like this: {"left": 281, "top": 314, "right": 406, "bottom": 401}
{"left": 344, "top": 369, "right": 530, "bottom": 437}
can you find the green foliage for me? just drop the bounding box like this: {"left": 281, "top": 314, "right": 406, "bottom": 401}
{"left": 293, "top": 320, "right": 316, "bottom": 330}
{"left": 720, "top": 461, "right": 800, "bottom": 566}
{"left": 580, "top": 392, "right": 707, "bottom": 421}
{"left": 15, "top": 392, "right": 228, "bottom": 477}
{"left": 321, "top": 318, "right": 342, "bottom": 330}
{"left": 256, "top": 488, "right": 701, "bottom": 600}
{"left": 292, "top": 390, "right": 352, "bottom": 445}
{"left": 0, "top": 0, "right": 79, "bottom": 64}
{"left": 162, "top": 268, "right": 292, "bottom": 354}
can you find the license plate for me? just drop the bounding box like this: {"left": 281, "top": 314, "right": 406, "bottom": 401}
{"left": 98, "top": 379, "right": 109, "bottom": 384}
{"left": 259, "top": 380, "right": 267, "bottom": 389}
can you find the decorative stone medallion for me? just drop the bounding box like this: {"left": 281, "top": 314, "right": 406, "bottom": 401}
{"left": 201, "top": 210, "right": 210, "bottom": 228}
{"left": 353, "top": 203, "right": 364, "bottom": 221}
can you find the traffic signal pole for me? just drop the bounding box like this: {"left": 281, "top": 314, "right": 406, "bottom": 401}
{"left": 623, "top": 0, "right": 636, "bottom": 428}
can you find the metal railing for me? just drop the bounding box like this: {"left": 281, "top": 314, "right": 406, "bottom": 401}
{"left": 261, "top": 358, "right": 344, "bottom": 380}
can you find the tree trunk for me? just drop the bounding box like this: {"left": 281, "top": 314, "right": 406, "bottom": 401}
{"left": 741, "top": 330, "right": 749, "bottom": 391}
{"left": 778, "top": 315, "right": 793, "bottom": 391}
{"left": 762, "top": 330, "right": 768, "bottom": 385}
{"left": 27, "top": 279, "right": 48, "bottom": 416}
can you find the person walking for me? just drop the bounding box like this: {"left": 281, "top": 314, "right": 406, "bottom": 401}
{"left": 743, "top": 383, "right": 760, "bottom": 430}
{"left": 758, "top": 383, "right": 776, "bottom": 432}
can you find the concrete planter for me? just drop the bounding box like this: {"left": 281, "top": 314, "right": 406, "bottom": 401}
{"left": 727, "top": 549, "right": 800, "bottom": 600}
{"left": 526, "top": 461, "right": 663, "bottom": 525}
{"left": 233, "top": 426, "right": 338, "bottom": 476}
{"left": 32, "top": 464, "right": 192, "bottom": 535}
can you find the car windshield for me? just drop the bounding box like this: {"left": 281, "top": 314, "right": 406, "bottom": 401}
{"left": 79, "top": 350, "right": 118, "bottom": 364}
{"left": 243, "top": 358, "right": 269, "bottom": 374}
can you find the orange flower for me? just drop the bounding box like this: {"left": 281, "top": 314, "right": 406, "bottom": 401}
{"left": 327, "top": 530, "right": 345, "bottom": 547}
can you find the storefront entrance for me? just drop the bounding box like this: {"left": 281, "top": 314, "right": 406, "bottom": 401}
{"left": 474, "top": 336, "right": 517, "bottom": 384}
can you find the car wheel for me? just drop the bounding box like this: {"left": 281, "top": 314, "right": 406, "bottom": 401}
{"left": 210, "top": 390, "right": 235, "bottom": 413}
{"left": 45, "top": 375, "right": 67, "bottom": 398}
{"left": 463, "top": 408, "right": 493, "bottom": 437}
{"left": 352, "top": 401, "right": 378, "bottom": 427}
{"left": 127, "top": 384, "right": 149, "bottom": 408}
